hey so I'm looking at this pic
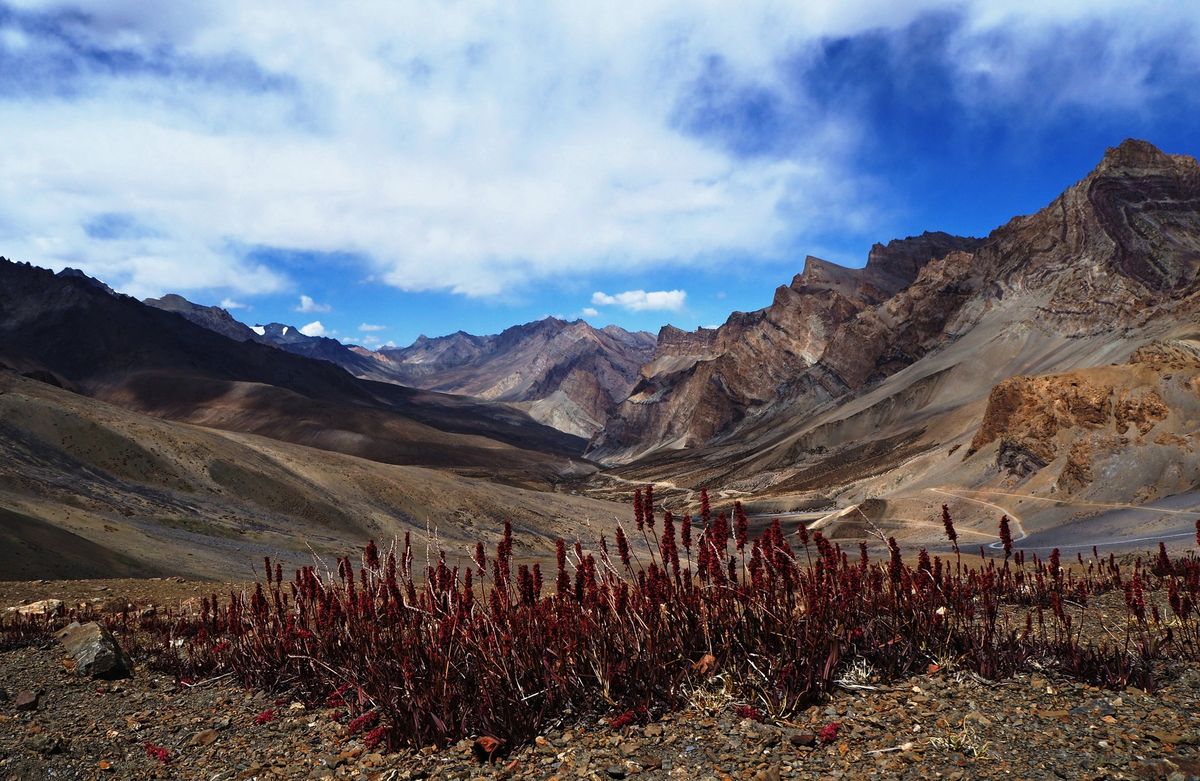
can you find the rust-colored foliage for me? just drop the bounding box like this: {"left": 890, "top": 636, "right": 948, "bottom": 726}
{"left": 143, "top": 742, "right": 170, "bottom": 764}
{"left": 129, "top": 487, "right": 1200, "bottom": 752}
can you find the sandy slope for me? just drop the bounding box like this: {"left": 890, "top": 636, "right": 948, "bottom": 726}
{"left": 0, "top": 371, "right": 627, "bottom": 580}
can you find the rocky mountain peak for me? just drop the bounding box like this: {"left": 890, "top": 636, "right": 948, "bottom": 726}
{"left": 57, "top": 267, "right": 120, "bottom": 297}
{"left": 1096, "top": 138, "right": 1182, "bottom": 173}
{"left": 790, "top": 256, "right": 862, "bottom": 295}
{"left": 862, "top": 231, "right": 983, "bottom": 293}
{"left": 144, "top": 293, "right": 260, "bottom": 343}
{"left": 594, "top": 139, "right": 1200, "bottom": 463}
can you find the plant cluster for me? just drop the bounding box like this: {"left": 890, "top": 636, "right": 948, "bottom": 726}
{"left": 133, "top": 495, "right": 1200, "bottom": 752}
{"left": 0, "top": 611, "right": 54, "bottom": 652}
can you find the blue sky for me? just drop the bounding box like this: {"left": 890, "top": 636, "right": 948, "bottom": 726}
{"left": 1, "top": 2, "right": 1198, "bottom": 347}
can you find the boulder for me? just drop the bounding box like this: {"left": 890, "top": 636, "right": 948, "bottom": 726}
{"left": 54, "top": 622, "right": 130, "bottom": 679}
{"left": 6, "top": 599, "right": 63, "bottom": 616}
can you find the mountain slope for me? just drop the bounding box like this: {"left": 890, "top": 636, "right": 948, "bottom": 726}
{"left": 0, "top": 260, "right": 587, "bottom": 485}
{"left": 592, "top": 139, "right": 1200, "bottom": 542}
{"left": 144, "top": 294, "right": 263, "bottom": 344}
{"left": 0, "top": 369, "right": 624, "bottom": 580}
{"left": 592, "top": 231, "right": 982, "bottom": 458}
{"left": 145, "top": 294, "right": 656, "bottom": 438}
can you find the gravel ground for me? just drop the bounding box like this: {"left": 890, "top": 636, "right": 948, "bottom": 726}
{"left": 2, "top": 580, "right": 1199, "bottom": 780}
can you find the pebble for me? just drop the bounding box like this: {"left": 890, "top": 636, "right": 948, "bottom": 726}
{"left": 790, "top": 731, "right": 816, "bottom": 747}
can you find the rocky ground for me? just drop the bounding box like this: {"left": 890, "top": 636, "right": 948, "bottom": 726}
{"left": 2, "top": 579, "right": 1200, "bottom": 781}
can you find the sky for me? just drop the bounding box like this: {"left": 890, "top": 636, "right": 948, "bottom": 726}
{"left": 1, "top": 1, "right": 1199, "bottom": 348}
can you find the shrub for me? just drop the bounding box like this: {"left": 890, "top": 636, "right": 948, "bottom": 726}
{"left": 136, "top": 497, "right": 1200, "bottom": 751}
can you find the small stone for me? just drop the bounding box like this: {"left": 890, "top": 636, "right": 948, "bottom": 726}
{"left": 753, "top": 766, "right": 781, "bottom": 781}
{"left": 643, "top": 724, "right": 663, "bottom": 738}
{"left": 1149, "top": 731, "right": 1198, "bottom": 746}
{"left": 790, "top": 732, "right": 817, "bottom": 747}
{"left": 14, "top": 690, "right": 39, "bottom": 711}
{"left": 191, "top": 728, "right": 219, "bottom": 746}
{"left": 1070, "top": 701, "right": 1115, "bottom": 718}
{"left": 605, "top": 766, "right": 627, "bottom": 779}
{"left": 26, "top": 733, "right": 62, "bottom": 754}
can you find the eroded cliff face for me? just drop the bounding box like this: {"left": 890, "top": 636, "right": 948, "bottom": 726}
{"left": 593, "top": 140, "right": 1200, "bottom": 464}
{"left": 592, "top": 234, "right": 983, "bottom": 459}
{"left": 968, "top": 340, "right": 1199, "bottom": 497}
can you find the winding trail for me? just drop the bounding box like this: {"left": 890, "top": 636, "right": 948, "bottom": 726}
{"left": 928, "top": 486, "right": 1200, "bottom": 552}
{"left": 928, "top": 487, "right": 1028, "bottom": 549}
{"left": 944, "top": 488, "right": 1199, "bottom": 516}
{"left": 595, "top": 473, "right": 696, "bottom": 509}
{"left": 599, "top": 476, "right": 1196, "bottom": 553}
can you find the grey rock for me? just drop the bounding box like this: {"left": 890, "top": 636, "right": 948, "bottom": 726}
{"left": 55, "top": 621, "right": 131, "bottom": 679}
{"left": 26, "top": 734, "right": 62, "bottom": 754}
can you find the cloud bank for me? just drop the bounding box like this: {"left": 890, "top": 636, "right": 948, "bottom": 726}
{"left": 294, "top": 294, "right": 331, "bottom": 313}
{"left": 298, "top": 320, "right": 326, "bottom": 337}
{"left": 592, "top": 289, "right": 687, "bottom": 312}
{"left": 0, "top": 1, "right": 1196, "bottom": 301}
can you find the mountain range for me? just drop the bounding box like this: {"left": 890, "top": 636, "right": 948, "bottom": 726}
{"left": 143, "top": 296, "right": 656, "bottom": 439}
{"left": 592, "top": 139, "right": 1200, "bottom": 544}
{"left": 2, "top": 138, "right": 1198, "bottom": 578}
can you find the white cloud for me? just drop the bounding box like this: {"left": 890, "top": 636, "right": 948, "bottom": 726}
{"left": 295, "top": 295, "right": 331, "bottom": 313}
{"left": 355, "top": 334, "right": 396, "bottom": 348}
{"left": 0, "top": 2, "right": 1195, "bottom": 299}
{"left": 299, "top": 320, "right": 326, "bottom": 337}
{"left": 358, "top": 323, "right": 386, "bottom": 332}
{"left": 220, "top": 297, "right": 248, "bottom": 310}
{"left": 581, "top": 307, "right": 599, "bottom": 317}
{"left": 592, "top": 289, "right": 687, "bottom": 312}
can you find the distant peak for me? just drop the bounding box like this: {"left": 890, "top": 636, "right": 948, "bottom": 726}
{"left": 1097, "top": 138, "right": 1173, "bottom": 171}
{"left": 658, "top": 324, "right": 687, "bottom": 338}
{"left": 154, "top": 293, "right": 190, "bottom": 305}
{"left": 57, "top": 267, "right": 118, "bottom": 296}
{"left": 792, "top": 255, "right": 859, "bottom": 288}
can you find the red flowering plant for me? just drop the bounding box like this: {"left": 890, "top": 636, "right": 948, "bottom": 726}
{"left": 130, "top": 489, "right": 1200, "bottom": 752}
